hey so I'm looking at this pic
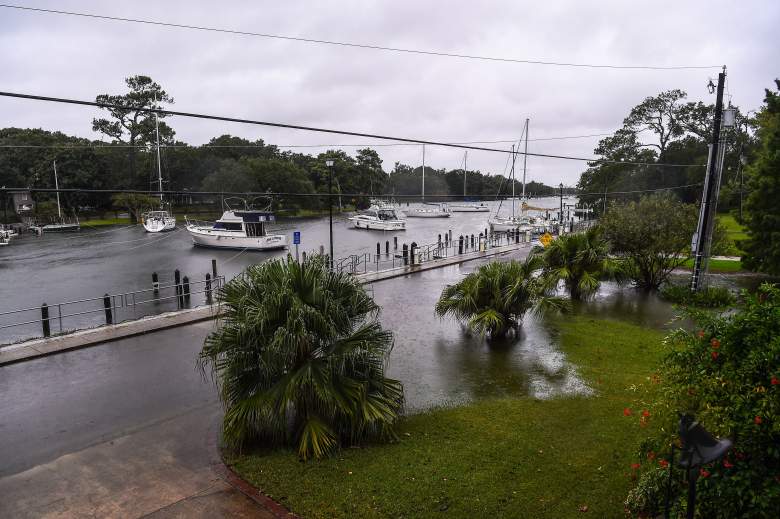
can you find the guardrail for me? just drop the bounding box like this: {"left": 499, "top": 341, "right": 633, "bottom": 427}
{"left": 0, "top": 274, "right": 224, "bottom": 345}
{"left": 334, "top": 228, "right": 531, "bottom": 276}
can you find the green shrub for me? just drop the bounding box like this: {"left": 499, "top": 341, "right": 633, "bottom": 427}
{"left": 625, "top": 283, "right": 780, "bottom": 518}
{"left": 660, "top": 284, "right": 736, "bottom": 308}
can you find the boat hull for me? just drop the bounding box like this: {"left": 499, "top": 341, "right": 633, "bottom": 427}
{"left": 186, "top": 225, "right": 287, "bottom": 250}
{"left": 349, "top": 217, "right": 405, "bottom": 231}
{"left": 489, "top": 219, "right": 533, "bottom": 233}
{"left": 32, "top": 223, "right": 81, "bottom": 233}
{"left": 143, "top": 217, "right": 177, "bottom": 233}
{"left": 450, "top": 206, "right": 490, "bottom": 212}
{"left": 405, "top": 211, "right": 451, "bottom": 218}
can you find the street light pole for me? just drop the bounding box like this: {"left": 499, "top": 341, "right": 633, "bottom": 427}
{"left": 326, "top": 159, "right": 335, "bottom": 270}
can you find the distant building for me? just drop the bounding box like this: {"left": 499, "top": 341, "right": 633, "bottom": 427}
{"left": 11, "top": 190, "right": 35, "bottom": 214}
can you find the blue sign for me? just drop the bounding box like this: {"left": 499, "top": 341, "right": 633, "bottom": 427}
{"left": 293, "top": 231, "right": 301, "bottom": 245}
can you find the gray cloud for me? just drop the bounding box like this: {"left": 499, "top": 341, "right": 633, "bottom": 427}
{"left": 0, "top": 0, "right": 776, "bottom": 187}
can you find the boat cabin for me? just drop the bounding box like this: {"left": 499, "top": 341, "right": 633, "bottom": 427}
{"left": 213, "top": 210, "right": 276, "bottom": 237}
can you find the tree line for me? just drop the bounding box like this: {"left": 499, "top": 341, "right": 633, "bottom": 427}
{"left": 0, "top": 75, "right": 564, "bottom": 219}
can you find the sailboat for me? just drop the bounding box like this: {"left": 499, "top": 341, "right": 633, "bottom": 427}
{"left": 30, "top": 161, "right": 81, "bottom": 234}
{"left": 142, "top": 96, "right": 176, "bottom": 233}
{"left": 406, "top": 145, "right": 451, "bottom": 218}
{"left": 489, "top": 119, "right": 533, "bottom": 233}
{"left": 451, "top": 151, "right": 489, "bottom": 212}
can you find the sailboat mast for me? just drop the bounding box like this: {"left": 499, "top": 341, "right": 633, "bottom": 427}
{"left": 53, "top": 160, "right": 62, "bottom": 219}
{"left": 421, "top": 144, "right": 425, "bottom": 200}
{"left": 510, "top": 145, "right": 516, "bottom": 218}
{"left": 463, "top": 151, "right": 468, "bottom": 198}
{"left": 522, "top": 118, "right": 529, "bottom": 200}
{"left": 154, "top": 93, "right": 163, "bottom": 205}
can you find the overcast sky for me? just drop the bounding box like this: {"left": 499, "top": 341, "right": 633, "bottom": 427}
{"left": 1, "top": 0, "right": 776, "bottom": 186}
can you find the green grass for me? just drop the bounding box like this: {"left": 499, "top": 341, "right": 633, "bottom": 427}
{"left": 79, "top": 217, "right": 135, "bottom": 227}
{"left": 718, "top": 214, "right": 748, "bottom": 255}
{"left": 680, "top": 257, "right": 744, "bottom": 273}
{"left": 228, "top": 317, "right": 666, "bottom": 518}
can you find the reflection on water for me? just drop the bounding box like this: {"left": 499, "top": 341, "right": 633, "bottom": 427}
{"left": 576, "top": 282, "right": 679, "bottom": 330}
{"left": 373, "top": 259, "right": 593, "bottom": 412}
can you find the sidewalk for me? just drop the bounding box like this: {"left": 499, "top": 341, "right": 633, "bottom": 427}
{"left": 0, "top": 404, "right": 281, "bottom": 519}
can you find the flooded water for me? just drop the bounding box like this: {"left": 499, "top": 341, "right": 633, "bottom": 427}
{"left": 3, "top": 199, "right": 572, "bottom": 343}
{"left": 373, "top": 256, "right": 594, "bottom": 411}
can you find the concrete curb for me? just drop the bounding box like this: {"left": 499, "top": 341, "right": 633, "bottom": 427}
{"left": 0, "top": 305, "right": 220, "bottom": 366}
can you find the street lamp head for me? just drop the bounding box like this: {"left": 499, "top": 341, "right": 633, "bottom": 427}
{"left": 325, "top": 160, "right": 335, "bottom": 167}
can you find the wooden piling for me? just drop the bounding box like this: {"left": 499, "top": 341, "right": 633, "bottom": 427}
{"left": 41, "top": 303, "right": 50, "bottom": 338}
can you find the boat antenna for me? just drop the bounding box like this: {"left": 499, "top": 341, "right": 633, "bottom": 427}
{"left": 153, "top": 92, "right": 163, "bottom": 208}
{"left": 53, "top": 160, "right": 61, "bottom": 219}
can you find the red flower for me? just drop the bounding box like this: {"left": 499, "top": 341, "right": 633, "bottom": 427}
{"left": 659, "top": 459, "right": 669, "bottom": 468}
{"left": 723, "top": 459, "right": 734, "bottom": 468}
{"left": 697, "top": 330, "right": 705, "bottom": 339}
{"left": 711, "top": 351, "right": 719, "bottom": 360}
{"left": 642, "top": 409, "right": 651, "bottom": 418}
{"left": 771, "top": 377, "right": 779, "bottom": 386}
{"left": 647, "top": 451, "right": 656, "bottom": 461}
{"left": 710, "top": 338, "right": 721, "bottom": 349}
{"left": 623, "top": 408, "right": 632, "bottom": 416}
{"left": 699, "top": 469, "right": 711, "bottom": 478}
{"left": 755, "top": 416, "right": 763, "bottom": 425}
{"left": 631, "top": 463, "right": 641, "bottom": 470}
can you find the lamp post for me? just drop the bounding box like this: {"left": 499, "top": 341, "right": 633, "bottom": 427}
{"left": 326, "top": 159, "right": 335, "bottom": 269}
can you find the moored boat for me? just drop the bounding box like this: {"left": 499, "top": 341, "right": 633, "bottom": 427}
{"left": 142, "top": 210, "right": 176, "bottom": 233}
{"left": 406, "top": 202, "right": 451, "bottom": 218}
{"left": 185, "top": 210, "right": 287, "bottom": 250}
{"left": 349, "top": 206, "right": 406, "bottom": 230}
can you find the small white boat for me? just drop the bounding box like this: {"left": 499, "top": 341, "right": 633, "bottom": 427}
{"left": 185, "top": 209, "right": 286, "bottom": 250}
{"left": 142, "top": 210, "right": 176, "bottom": 233}
{"left": 349, "top": 206, "right": 406, "bottom": 231}
{"left": 406, "top": 202, "right": 451, "bottom": 218}
{"left": 451, "top": 203, "right": 490, "bottom": 212}
{"left": 143, "top": 97, "right": 177, "bottom": 233}
{"left": 489, "top": 215, "right": 533, "bottom": 233}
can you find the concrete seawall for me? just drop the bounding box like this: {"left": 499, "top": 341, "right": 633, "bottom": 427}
{"left": 0, "top": 241, "right": 531, "bottom": 366}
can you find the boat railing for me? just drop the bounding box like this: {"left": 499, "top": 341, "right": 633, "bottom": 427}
{"left": 0, "top": 274, "right": 225, "bottom": 346}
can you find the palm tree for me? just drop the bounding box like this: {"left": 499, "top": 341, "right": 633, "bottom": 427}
{"left": 434, "top": 256, "right": 567, "bottom": 339}
{"left": 533, "top": 226, "right": 621, "bottom": 300}
{"left": 199, "top": 255, "right": 403, "bottom": 460}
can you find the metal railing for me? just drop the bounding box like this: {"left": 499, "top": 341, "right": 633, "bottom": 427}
{"left": 0, "top": 274, "right": 224, "bottom": 345}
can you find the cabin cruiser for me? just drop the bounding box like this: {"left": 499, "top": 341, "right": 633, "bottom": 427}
{"left": 349, "top": 206, "right": 406, "bottom": 231}
{"left": 405, "top": 202, "right": 451, "bottom": 218}
{"left": 185, "top": 210, "right": 287, "bottom": 250}
{"left": 142, "top": 210, "right": 176, "bottom": 233}
{"left": 489, "top": 214, "right": 533, "bottom": 233}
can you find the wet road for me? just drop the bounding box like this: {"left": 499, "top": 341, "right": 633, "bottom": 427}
{"left": 0, "top": 198, "right": 566, "bottom": 344}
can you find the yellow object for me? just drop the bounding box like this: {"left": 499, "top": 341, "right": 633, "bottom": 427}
{"left": 540, "top": 233, "right": 553, "bottom": 247}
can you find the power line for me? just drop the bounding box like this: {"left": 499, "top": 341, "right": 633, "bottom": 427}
{"left": 0, "top": 182, "right": 705, "bottom": 198}
{"left": 0, "top": 132, "right": 617, "bottom": 150}
{"left": 0, "top": 91, "right": 706, "bottom": 168}
{"left": 0, "top": 4, "right": 722, "bottom": 71}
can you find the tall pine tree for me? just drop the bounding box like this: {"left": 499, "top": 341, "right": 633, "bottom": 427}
{"left": 743, "top": 80, "right": 780, "bottom": 274}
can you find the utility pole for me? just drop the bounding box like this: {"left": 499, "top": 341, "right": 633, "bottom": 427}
{"left": 559, "top": 183, "right": 564, "bottom": 234}
{"left": 326, "top": 159, "right": 335, "bottom": 269}
{"left": 691, "top": 67, "right": 727, "bottom": 291}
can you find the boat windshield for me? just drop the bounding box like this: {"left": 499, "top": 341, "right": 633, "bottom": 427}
{"left": 376, "top": 210, "right": 397, "bottom": 221}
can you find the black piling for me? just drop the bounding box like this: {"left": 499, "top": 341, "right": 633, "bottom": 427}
{"left": 385, "top": 240, "right": 389, "bottom": 255}
{"left": 174, "top": 269, "right": 182, "bottom": 309}
{"left": 103, "top": 294, "right": 113, "bottom": 325}
{"left": 402, "top": 244, "right": 409, "bottom": 265}
{"left": 471, "top": 234, "right": 475, "bottom": 248}
{"left": 302, "top": 251, "right": 307, "bottom": 262}
{"left": 41, "top": 303, "right": 50, "bottom": 338}
{"left": 410, "top": 242, "right": 418, "bottom": 265}
{"left": 376, "top": 242, "right": 381, "bottom": 256}
{"left": 205, "top": 273, "right": 213, "bottom": 304}
{"left": 458, "top": 235, "right": 464, "bottom": 254}
{"left": 183, "top": 276, "right": 190, "bottom": 305}
{"left": 211, "top": 259, "right": 218, "bottom": 279}
{"left": 394, "top": 236, "right": 398, "bottom": 250}
{"left": 515, "top": 229, "right": 520, "bottom": 243}
{"left": 152, "top": 272, "right": 159, "bottom": 297}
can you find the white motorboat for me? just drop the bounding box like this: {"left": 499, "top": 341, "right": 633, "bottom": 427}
{"left": 406, "top": 202, "right": 451, "bottom": 218}
{"left": 143, "top": 95, "right": 177, "bottom": 233}
{"left": 142, "top": 210, "right": 177, "bottom": 233}
{"left": 349, "top": 206, "right": 406, "bottom": 231}
{"left": 185, "top": 209, "right": 287, "bottom": 250}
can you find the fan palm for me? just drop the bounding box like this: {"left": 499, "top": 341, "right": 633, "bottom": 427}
{"left": 199, "top": 255, "right": 403, "bottom": 460}
{"left": 434, "top": 256, "right": 567, "bottom": 339}
{"left": 533, "top": 226, "right": 621, "bottom": 300}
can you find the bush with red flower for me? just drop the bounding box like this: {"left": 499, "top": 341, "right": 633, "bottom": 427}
{"left": 625, "top": 283, "right": 780, "bottom": 518}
